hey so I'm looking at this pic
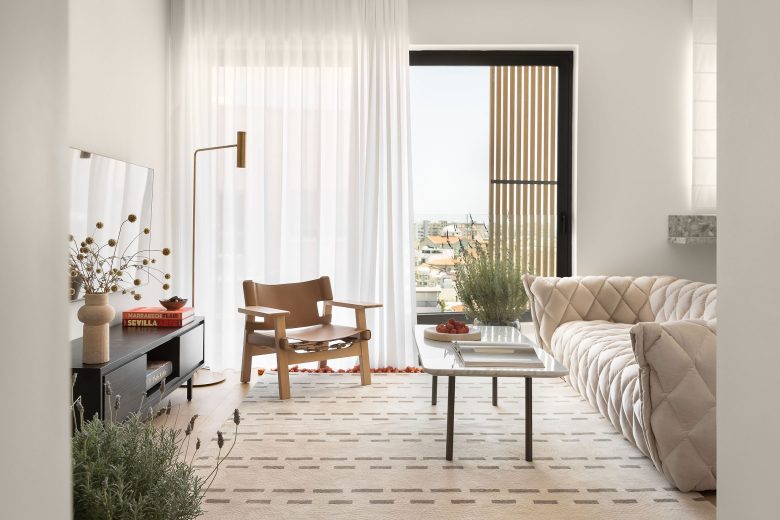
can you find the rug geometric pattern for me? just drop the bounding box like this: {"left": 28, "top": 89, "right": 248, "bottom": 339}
{"left": 197, "top": 373, "right": 715, "bottom": 519}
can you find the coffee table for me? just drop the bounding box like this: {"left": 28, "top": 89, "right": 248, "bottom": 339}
{"left": 414, "top": 324, "right": 568, "bottom": 462}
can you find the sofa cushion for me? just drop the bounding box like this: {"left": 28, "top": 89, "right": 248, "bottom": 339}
{"left": 551, "top": 320, "right": 649, "bottom": 457}
{"left": 649, "top": 277, "right": 717, "bottom": 323}
{"left": 524, "top": 275, "right": 658, "bottom": 352}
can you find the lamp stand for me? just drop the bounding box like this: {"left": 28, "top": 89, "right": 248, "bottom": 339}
{"left": 189, "top": 131, "right": 246, "bottom": 388}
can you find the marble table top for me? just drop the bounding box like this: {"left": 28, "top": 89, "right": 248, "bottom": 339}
{"left": 414, "top": 324, "right": 568, "bottom": 378}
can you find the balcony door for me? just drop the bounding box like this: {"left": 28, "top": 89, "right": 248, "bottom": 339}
{"left": 410, "top": 51, "right": 573, "bottom": 320}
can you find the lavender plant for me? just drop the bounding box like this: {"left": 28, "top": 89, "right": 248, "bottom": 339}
{"left": 69, "top": 214, "right": 173, "bottom": 300}
{"left": 71, "top": 376, "right": 240, "bottom": 519}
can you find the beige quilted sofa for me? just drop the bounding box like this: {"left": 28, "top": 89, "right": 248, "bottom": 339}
{"left": 522, "top": 275, "right": 716, "bottom": 491}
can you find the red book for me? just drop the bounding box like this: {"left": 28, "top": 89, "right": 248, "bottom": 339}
{"left": 123, "top": 306, "right": 194, "bottom": 320}
{"left": 123, "top": 316, "right": 195, "bottom": 328}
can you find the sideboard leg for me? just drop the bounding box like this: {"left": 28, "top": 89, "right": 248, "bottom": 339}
{"left": 187, "top": 377, "right": 193, "bottom": 401}
{"left": 492, "top": 377, "right": 498, "bottom": 406}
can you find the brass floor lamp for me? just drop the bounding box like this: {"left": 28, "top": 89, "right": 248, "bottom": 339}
{"left": 191, "top": 131, "right": 246, "bottom": 387}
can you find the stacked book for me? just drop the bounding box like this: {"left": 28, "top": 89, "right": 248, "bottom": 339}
{"left": 453, "top": 341, "right": 545, "bottom": 368}
{"left": 123, "top": 307, "right": 194, "bottom": 328}
{"left": 145, "top": 360, "right": 173, "bottom": 391}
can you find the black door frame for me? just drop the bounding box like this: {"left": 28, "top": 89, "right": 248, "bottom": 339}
{"left": 411, "top": 50, "right": 574, "bottom": 324}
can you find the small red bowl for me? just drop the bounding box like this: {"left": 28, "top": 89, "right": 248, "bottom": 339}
{"left": 159, "top": 298, "right": 187, "bottom": 311}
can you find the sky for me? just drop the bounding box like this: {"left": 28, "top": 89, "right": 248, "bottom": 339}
{"left": 410, "top": 66, "right": 489, "bottom": 222}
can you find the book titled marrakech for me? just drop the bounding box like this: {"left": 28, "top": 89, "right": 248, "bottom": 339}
{"left": 122, "top": 307, "right": 194, "bottom": 328}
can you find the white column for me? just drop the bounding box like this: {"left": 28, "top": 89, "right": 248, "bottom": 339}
{"left": 0, "top": 0, "right": 70, "bottom": 517}
{"left": 718, "top": 0, "right": 780, "bottom": 516}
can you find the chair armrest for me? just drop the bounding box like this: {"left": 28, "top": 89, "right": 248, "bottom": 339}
{"left": 238, "top": 305, "right": 290, "bottom": 319}
{"left": 630, "top": 320, "right": 716, "bottom": 491}
{"left": 329, "top": 300, "right": 382, "bottom": 310}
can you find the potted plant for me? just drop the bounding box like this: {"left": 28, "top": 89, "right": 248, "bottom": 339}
{"left": 454, "top": 240, "right": 529, "bottom": 325}
{"left": 69, "top": 214, "right": 172, "bottom": 364}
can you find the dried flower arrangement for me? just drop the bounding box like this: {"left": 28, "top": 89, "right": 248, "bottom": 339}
{"left": 69, "top": 214, "right": 172, "bottom": 300}
{"left": 71, "top": 374, "right": 240, "bottom": 519}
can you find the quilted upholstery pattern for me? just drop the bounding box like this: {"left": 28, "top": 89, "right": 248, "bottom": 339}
{"left": 632, "top": 320, "right": 716, "bottom": 491}
{"left": 649, "top": 278, "right": 717, "bottom": 323}
{"left": 551, "top": 321, "right": 649, "bottom": 457}
{"left": 523, "top": 275, "right": 717, "bottom": 491}
{"left": 523, "top": 275, "right": 658, "bottom": 353}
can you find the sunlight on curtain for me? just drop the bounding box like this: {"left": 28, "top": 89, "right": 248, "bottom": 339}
{"left": 168, "top": 0, "right": 415, "bottom": 370}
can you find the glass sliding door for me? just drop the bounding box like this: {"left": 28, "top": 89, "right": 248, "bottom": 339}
{"left": 410, "top": 51, "right": 573, "bottom": 321}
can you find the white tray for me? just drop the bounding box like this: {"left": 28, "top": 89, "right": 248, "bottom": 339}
{"left": 423, "top": 326, "right": 481, "bottom": 342}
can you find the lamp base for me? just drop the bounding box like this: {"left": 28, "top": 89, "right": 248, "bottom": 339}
{"left": 191, "top": 367, "right": 226, "bottom": 387}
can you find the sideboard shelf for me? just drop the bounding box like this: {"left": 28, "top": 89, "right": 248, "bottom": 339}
{"left": 71, "top": 317, "right": 205, "bottom": 422}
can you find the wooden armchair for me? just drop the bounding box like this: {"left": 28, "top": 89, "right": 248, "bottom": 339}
{"left": 238, "top": 276, "right": 382, "bottom": 399}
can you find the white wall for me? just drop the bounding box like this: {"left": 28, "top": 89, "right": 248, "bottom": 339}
{"left": 718, "top": 0, "right": 780, "bottom": 516}
{"left": 0, "top": 1, "right": 70, "bottom": 517}
{"left": 68, "top": 0, "right": 171, "bottom": 338}
{"left": 409, "top": 0, "right": 716, "bottom": 282}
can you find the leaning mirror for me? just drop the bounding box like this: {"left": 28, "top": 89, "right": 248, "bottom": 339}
{"left": 68, "top": 149, "right": 154, "bottom": 301}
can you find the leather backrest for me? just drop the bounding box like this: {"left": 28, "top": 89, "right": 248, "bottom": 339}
{"left": 243, "top": 276, "right": 334, "bottom": 329}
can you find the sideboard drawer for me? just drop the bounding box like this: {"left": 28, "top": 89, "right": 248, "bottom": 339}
{"left": 180, "top": 323, "right": 204, "bottom": 376}
{"left": 103, "top": 355, "right": 147, "bottom": 421}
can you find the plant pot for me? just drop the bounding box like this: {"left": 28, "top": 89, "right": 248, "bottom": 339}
{"left": 78, "top": 293, "right": 115, "bottom": 364}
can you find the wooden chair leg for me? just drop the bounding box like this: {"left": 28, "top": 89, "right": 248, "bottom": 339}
{"left": 276, "top": 349, "right": 291, "bottom": 400}
{"left": 240, "top": 341, "right": 252, "bottom": 383}
{"left": 359, "top": 341, "right": 371, "bottom": 386}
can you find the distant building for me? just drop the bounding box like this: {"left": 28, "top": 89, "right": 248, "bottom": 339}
{"left": 415, "top": 219, "right": 449, "bottom": 240}
{"left": 413, "top": 216, "right": 489, "bottom": 314}
{"left": 419, "top": 235, "right": 487, "bottom": 255}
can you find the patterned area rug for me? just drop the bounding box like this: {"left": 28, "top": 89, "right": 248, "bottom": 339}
{"left": 197, "top": 373, "right": 715, "bottom": 519}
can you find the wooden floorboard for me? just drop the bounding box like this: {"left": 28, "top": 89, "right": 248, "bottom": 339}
{"left": 152, "top": 369, "right": 253, "bottom": 447}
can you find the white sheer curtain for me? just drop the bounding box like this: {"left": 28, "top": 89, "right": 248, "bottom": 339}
{"left": 167, "top": 0, "right": 416, "bottom": 370}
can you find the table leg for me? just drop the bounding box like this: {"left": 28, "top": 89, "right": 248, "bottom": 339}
{"left": 446, "top": 375, "right": 455, "bottom": 461}
{"left": 492, "top": 377, "right": 498, "bottom": 406}
{"left": 431, "top": 375, "right": 438, "bottom": 405}
{"left": 187, "top": 377, "right": 193, "bottom": 401}
{"left": 525, "top": 377, "right": 532, "bottom": 461}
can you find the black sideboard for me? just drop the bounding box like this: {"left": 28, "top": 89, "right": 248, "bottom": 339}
{"left": 71, "top": 317, "right": 205, "bottom": 422}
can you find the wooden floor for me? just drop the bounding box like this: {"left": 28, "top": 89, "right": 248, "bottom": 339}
{"left": 152, "top": 369, "right": 253, "bottom": 445}
{"left": 155, "top": 368, "right": 716, "bottom": 507}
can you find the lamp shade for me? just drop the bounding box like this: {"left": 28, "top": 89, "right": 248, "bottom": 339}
{"left": 236, "top": 131, "right": 246, "bottom": 168}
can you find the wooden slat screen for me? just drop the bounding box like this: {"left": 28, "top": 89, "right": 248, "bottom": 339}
{"left": 489, "top": 66, "right": 558, "bottom": 276}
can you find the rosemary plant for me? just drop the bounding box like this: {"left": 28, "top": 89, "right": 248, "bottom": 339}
{"left": 454, "top": 240, "right": 529, "bottom": 325}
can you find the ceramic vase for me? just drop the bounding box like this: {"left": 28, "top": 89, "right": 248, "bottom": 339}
{"left": 78, "top": 293, "right": 115, "bottom": 364}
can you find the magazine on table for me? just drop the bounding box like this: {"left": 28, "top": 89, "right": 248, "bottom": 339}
{"left": 453, "top": 341, "right": 545, "bottom": 368}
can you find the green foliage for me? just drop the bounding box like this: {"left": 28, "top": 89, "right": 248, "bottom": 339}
{"left": 454, "top": 242, "right": 529, "bottom": 325}
{"left": 72, "top": 413, "right": 203, "bottom": 520}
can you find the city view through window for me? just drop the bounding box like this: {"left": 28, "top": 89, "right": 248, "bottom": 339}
{"left": 411, "top": 67, "right": 489, "bottom": 314}
{"left": 411, "top": 61, "right": 566, "bottom": 316}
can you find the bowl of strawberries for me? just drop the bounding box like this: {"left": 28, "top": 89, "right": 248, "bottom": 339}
{"left": 423, "top": 318, "right": 481, "bottom": 342}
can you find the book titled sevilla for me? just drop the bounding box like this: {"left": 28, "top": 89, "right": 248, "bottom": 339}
{"left": 122, "top": 307, "right": 194, "bottom": 328}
